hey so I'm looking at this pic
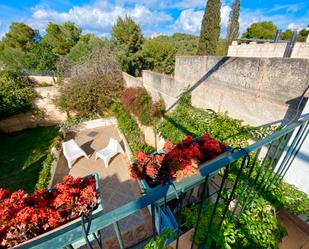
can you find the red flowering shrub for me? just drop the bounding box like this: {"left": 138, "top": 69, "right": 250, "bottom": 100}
{"left": 130, "top": 133, "right": 227, "bottom": 182}
{"left": 0, "top": 175, "right": 98, "bottom": 248}
{"left": 122, "top": 87, "right": 165, "bottom": 126}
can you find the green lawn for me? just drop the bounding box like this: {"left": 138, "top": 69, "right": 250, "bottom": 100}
{"left": 0, "top": 126, "right": 59, "bottom": 193}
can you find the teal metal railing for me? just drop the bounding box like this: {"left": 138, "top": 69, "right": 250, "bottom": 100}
{"left": 16, "top": 114, "right": 309, "bottom": 249}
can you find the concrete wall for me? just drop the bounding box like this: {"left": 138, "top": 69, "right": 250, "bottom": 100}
{"left": 228, "top": 42, "right": 287, "bottom": 58}
{"left": 29, "top": 75, "right": 56, "bottom": 85}
{"left": 291, "top": 42, "right": 309, "bottom": 59}
{"left": 122, "top": 72, "right": 143, "bottom": 88}
{"left": 174, "top": 56, "right": 308, "bottom": 125}
{"left": 228, "top": 41, "right": 309, "bottom": 59}
{"left": 142, "top": 71, "right": 182, "bottom": 108}
{"left": 123, "top": 56, "right": 309, "bottom": 126}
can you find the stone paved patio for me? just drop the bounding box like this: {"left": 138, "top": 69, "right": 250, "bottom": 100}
{"left": 52, "top": 125, "right": 152, "bottom": 248}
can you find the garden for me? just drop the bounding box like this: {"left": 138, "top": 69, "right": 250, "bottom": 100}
{"left": 0, "top": 126, "right": 61, "bottom": 193}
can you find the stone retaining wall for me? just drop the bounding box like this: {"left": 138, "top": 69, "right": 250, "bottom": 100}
{"left": 123, "top": 56, "right": 309, "bottom": 126}
{"left": 228, "top": 42, "right": 287, "bottom": 58}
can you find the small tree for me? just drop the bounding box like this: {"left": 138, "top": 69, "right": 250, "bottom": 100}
{"left": 197, "top": 0, "right": 221, "bottom": 55}
{"left": 226, "top": 0, "right": 240, "bottom": 46}
{"left": 1, "top": 22, "right": 39, "bottom": 52}
{"left": 297, "top": 29, "right": 309, "bottom": 42}
{"left": 280, "top": 29, "right": 292, "bottom": 40}
{"left": 55, "top": 46, "right": 124, "bottom": 116}
{"left": 242, "top": 21, "right": 277, "bottom": 39}
{"left": 25, "top": 39, "right": 58, "bottom": 71}
{"left": 0, "top": 70, "right": 37, "bottom": 117}
{"left": 112, "top": 16, "right": 144, "bottom": 54}
{"left": 44, "top": 22, "right": 81, "bottom": 55}
{"left": 112, "top": 16, "right": 144, "bottom": 75}
{"left": 140, "top": 39, "right": 176, "bottom": 75}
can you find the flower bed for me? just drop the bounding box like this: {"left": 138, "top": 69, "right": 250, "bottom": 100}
{"left": 0, "top": 174, "right": 102, "bottom": 248}
{"left": 130, "top": 133, "right": 228, "bottom": 184}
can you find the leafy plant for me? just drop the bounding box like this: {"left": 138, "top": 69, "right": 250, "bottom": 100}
{"left": 266, "top": 182, "right": 309, "bottom": 216}
{"left": 122, "top": 87, "right": 165, "bottom": 126}
{"left": 183, "top": 197, "right": 286, "bottom": 249}
{"left": 228, "top": 157, "right": 309, "bottom": 217}
{"left": 35, "top": 134, "right": 63, "bottom": 190}
{"left": 111, "top": 102, "right": 155, "bottom": 154}
{"left": 159, "top": 93, "right": 275, "bottom": 147}
{"left": 0, "top": 70, "right": 37, "bottom": 117}
{"left": 144, "top": 228, "right": 175, "bottom": 249}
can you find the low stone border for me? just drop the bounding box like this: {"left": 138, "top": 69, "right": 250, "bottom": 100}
{"left": 48, "top": 145, "right": 62, "bottom": 189}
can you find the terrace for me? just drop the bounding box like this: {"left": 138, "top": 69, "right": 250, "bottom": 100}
{"left": 51, "top": 122, "right": 153, "bottom": 248}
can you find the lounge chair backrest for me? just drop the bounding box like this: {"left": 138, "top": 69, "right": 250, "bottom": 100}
{"left": 108, "top": 138, "right": 118, "bottom": 151}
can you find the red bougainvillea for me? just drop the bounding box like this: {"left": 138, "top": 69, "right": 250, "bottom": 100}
{"left": 0, "top": 175, "right": 98, "bottom": 248}
{"left": 130, "top": 133, "right": 227, "bottom": 182}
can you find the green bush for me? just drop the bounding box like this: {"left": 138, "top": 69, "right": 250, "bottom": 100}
{"left": 145, "top": 228, "right": 175, "bottom": 249}
{"left": 266, "top": 182, "right": 309, "bottom": 216}
{"left": 0, "top": 70, "right": 37, "bottom": 117}
{"left": 122, "top": 87, "right": 165, "bottom": 126}
{"left": 55, "top": 73, "right": 124, "bottom": 116}
{"left": 183, "top": 198, "right": 286, "bottom": 249}
{"left": 111, "top": 102, "right": 155, "bottom": 154}
{"left": 35, "top": 134, "right": 63, "bottom": 190}
{"left": 228, "top": 158, "right": 309, "bottom": 217}
{"left": 159, "top": 93, "right": 274, "bottom": 147}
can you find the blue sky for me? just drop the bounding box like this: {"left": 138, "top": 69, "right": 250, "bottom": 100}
{"left": 0, "top": 0, "right": 308, "bottom": 38}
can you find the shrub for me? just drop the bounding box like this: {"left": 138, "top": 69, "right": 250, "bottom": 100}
{"left": 229, "top": 158, "right": 309, "bottom": 217}
{"left": 55, "top": 73, "right": 124, "bottom": 116}
{"left": 35, "top": 134, "right": 63, "bottom": 190}
{"left": 159, "top": 93, "right": 274, "bottom": 147}
{"left": 0, "top": 70, "right": 37, "bottom": 117}
{"left": 56, "top": 43, "right": 124, "bottom": 116}
{"left": 183, "top": 198, "right": 286, "bottom": 249}
{"left": 111, "top": 102, "right": 155, "bottom": 154}
{"left": 122, "top": 87, "right": 165, "bottom": 126}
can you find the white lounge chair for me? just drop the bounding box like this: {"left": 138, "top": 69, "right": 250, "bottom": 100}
{"left": 95, "top": 138, "right": 124, "bottom": 168}
{"left": 62, "top": 139, "right": 89, "bottom": 168}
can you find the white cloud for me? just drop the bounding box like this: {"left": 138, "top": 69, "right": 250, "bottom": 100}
{"left": 28, "top": 3, "right": 172, "bottom": 37}
{"left": 174, "top": 9, "right": 204, "bottom": 33}
{"left": 174, "top": 4, "right": 231, "bottom": 35}
{"left": 287, "top": 22, "right": 305, "bottom": 31}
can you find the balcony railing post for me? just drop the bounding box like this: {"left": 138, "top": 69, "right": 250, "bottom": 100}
{"left": 201, "top": 164, "right": 230, "bottom": 249}
{"left": 190, "top": 175, "right": 209, "bottom": 249}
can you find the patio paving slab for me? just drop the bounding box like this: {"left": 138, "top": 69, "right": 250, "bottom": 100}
{"left": 52, "top": 125, "right": 152, "bottom": 247}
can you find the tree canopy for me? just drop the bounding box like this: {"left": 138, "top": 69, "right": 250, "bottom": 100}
{"left": 44, "top": 22, "right": 81, "bottom": 55}
{"left": 197, "top": 0, "right": 221, "bottom": 55}
{"left": 226, "top": 0, "right": 240, "bottom": 45}
{"left": 112, "top": 16, "right": 144, "bottom": 54}
{"left": 0, "top": 22, "right": 39, "bottom": 52}
{"left": 241, "top": 21, "right": 277, "bottom": 39}
{"left": 140, "top": 39, "right": 176, "bottom": 75}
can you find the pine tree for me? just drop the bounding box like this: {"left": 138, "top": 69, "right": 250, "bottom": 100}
{"left": 197, "top": 0, "right": 221, "bottom": 55}
{"left": 226, "top": 0, "right": 240, "bottom": 45}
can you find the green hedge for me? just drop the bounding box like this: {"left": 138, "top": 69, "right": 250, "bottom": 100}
{"left": 159, "top": 93, "right": 274, "bottom": 147}
{"left": 0, "top": 70, "right": 37, "bottom": 117}
{"left": 111, "top": 102, "right": 155, "bottom": 155}
{"left": 35, "top": 134, "right": 63, "bottom": 190}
